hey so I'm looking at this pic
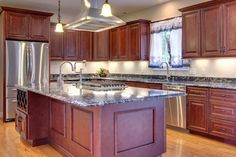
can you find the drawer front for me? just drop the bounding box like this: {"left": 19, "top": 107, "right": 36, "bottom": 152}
{"left": 210, "top": 88, "right": 236, "bottom": 102}
{"left": 209, "top": 119, "right": 236, "bottom": 140}
{"left": 15, "top": 110, "right": 28, "bottom": 140}
{"left": 6, "top": 87, "right": 17, "bottom": 98}
{"left": 209, "top": 100, "right": 236, "bottom": 121}
{"left": 187, "top": 87, "right": 209, "bottom": 100}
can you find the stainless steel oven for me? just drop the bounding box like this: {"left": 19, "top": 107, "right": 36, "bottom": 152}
{"left": 163, "top": 84, "right": 187, "bottom": 129}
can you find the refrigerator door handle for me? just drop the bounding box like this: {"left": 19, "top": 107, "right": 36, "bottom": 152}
{"left": 28, "top": 45, "right": 32, "bottom": 83}
{"left": 25, "top": 45, "right": 29, "bottom": 81}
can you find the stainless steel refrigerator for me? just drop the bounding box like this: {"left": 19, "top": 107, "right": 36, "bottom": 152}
{"left": 5, "top": 40, "right": 49, "bottom": 121}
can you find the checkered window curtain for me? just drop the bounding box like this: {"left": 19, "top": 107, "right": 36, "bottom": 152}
{"left": 149, "top": 17, "right": 186, "bottom": 68}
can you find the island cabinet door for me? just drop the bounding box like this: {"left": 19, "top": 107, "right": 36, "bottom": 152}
{"left": 49, "top": 99, "right": 71, "bottom": 153}
{"left": 15, "top": 109, "right": 28, "bottom": 140}
{"left": 68, "top": 106, "right": 96, "bottom": 157}
{"left": 100, "top": 99, "right": 165, "bottom": 157}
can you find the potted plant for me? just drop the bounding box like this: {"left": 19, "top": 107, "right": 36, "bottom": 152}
{"left": 97, "top": 68, "right": 109, "bottom": 77}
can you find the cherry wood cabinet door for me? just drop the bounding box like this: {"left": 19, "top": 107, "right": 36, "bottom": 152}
{"left": 29, "top": 15, "right": 50, "bottom": 41}
{"left": 15, "top": 109, "right": 28, "bottom": 140}
{"left": 223, "top": 1, "right": 236, "bottom": 56}
{"left": 78, "top": 31, "right": 93, "bottom": 61}
{"left": 50, "top": 25, "right": 64, "bottom": 60}
{"left": 182, "top": 10, "right": 201, "bottom": 58}
{"left": 50, "top": 99, "right": 69, "bottom": 151}
{"left": 119, "top": 26, "right": 129, "bottom": 60}
{"left": 129, "top": 23, "right": 141, "bottom": 60}
{"left": 187, "top": 99, "right": 208, "bottom": 133}
{"left": 201, "top": 5, "right": 222, "bottom": 57}
{"left": 93, "top": 30, "right": 109, "bottom": 61}
{"left": 110, "top": 28, "right": 120, "bottom": 60}
{"left": 64, "top": 30, "right": 78, "bottom": 61}
{"left": 5, "top": 12, "right": 29, "bottom": 40}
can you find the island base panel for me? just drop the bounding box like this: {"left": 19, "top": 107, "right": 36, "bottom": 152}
{"left": 49, "top": 98, "right": 166, "bottom": 157}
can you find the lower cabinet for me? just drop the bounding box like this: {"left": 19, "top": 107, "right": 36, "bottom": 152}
{"left": 15, "top": 109, "right": 28, "bottom": 139}
{"left": 16, "top": 90, "right": 50, "bottom": 146}
{"left": 187, "top": 99, "right": 208, "bottom": 133}
{"left": 187, "top": 86, "right": 236, "bottom": 143}
{"left": 209, "top": 118, "right": 236, "bottom": 140}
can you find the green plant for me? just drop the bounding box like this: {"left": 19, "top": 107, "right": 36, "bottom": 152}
{"left": 97, "top": 68, "right": 109, "bottom": 77}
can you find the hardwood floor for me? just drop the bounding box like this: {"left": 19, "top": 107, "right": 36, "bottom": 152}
{"left": 0, "top": 121, "right": 62, "bottom": 157}
{"left": 0, "top": 121, "right": 236, "bottom": 157}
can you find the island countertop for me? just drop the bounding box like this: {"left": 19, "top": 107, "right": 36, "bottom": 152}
{"left": 16, "top": 83, "right": 185, "bottom": 107}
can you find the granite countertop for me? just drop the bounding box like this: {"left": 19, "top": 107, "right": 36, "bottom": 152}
{"left": 54, "top": 76, "right": 236, "bottom": 90}
{"left": 17, "top": 83, "right": 185, "bottom": 107}
{"left": 100, "top": 77, "right": 236, "bottom": 90}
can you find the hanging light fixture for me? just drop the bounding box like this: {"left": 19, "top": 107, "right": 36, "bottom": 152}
{"left": 101, "top": 0, "right": 113, "bottom": 17}
{"left": 55, "top": 0, "right": 64, "bottom": 32}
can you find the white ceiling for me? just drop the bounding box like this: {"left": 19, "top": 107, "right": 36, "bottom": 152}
{"left": 0, "top": 0, "right": 170, "bottom": 23}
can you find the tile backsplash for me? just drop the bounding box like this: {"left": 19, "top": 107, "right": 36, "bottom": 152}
{"left": 51, "top": 58, "right": 236, "bottom": 78}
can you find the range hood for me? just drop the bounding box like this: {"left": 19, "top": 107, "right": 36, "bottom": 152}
{"left": 64, "top": 0, "right": 126, "bottom": 32}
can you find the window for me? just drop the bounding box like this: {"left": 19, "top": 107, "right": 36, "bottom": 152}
{"left": 149, "top": 17, "right": 190, "bottom": 68}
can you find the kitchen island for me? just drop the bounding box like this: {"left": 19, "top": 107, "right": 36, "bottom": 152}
{"left": 16, "top": 83, "right": 184, "bottom": 157}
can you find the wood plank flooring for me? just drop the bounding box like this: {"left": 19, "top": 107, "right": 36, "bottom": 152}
{"left": 0, "top": 121, "right": 236, "bottom": 157}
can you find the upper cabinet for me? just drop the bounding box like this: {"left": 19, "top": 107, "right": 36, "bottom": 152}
{"left": 63, "top": 30, "right": 78, "bottom": 61}
{"left": 2, "top": 7, "right": 53, "bottom": 42}
{"left": 180, "top": 0, "right": 236, "bottom": 58}
{"left": 93, "top": 30, "right": 110, "bottom": 61}
{"left": 78, "top": 31, "right": 93, "bottom": 61}
{"left": 182, "top": 10, "right": 201, "bottom": 58}
{"left": 50, "top": 24, "right": 64, "bottom": 60}
{"left": 5, "top": 12, "right": 29, "bottom": 40}
{"left": 110, "top": 20, "right": 150, "bottom": 61}
{"left": 29, "top": 15, "right": 50, "bottom": 41}
{"left": 223, "top": 1, "right": 236, "bottom": 56}
{"left": 50, "top": 19, "right": 150, "bottom": 61}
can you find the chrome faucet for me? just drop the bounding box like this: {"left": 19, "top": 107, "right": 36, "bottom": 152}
{"left": 74, "top": 60, "right": 86, "bottom": 89}
{"left": 160, "top": 62, "right": 170, "bottom": 81}
{"left": 57, "top": 61, "right": 74, "bottom": 90}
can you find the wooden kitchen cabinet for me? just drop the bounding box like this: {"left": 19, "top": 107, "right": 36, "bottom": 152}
{"left": 29, "top": 15, "right": 50, "bottom": 41}
{"left": 119, "top": 26, "right": 130, "bottom": 60}
{"left": 5, "top": 11, "right": 29, "bottom": 40}
{"left": 209, "top": 118, "right": 236, "bottom": 140}
{"left": 187, "top": 86, "right": 236, "bottom": 144}
{"left": 187, "top": 87, "right": 209, "bottom": 133}
{"left": 180, "top": 0, "right": 236, "bottom": 58}
{"left": 15, "top": 109, "right": 28, "bottom": 140}
{"left": 110, "top": 20, "right": 150, "bottom": 61}
{"left": 187, "top": 99, "right": 208, "bottom": 133}
{"left": 78, "top": 31, "right": 93, "bottom": 61}
{"left": 93, "top": 30, "right": 110, "bottom": 61}
{"left": 50, "top": 24, "right": 64, "bottom": 60}
{"left": 223, "top": 1, "right": 236, "bottom": 56}
{"left": 2, "top": 7, "right": 52, "bottom": 41}
{"left": 129, "top": 22, "right": 150, "bottom": 60}
{"left": 16, "top": 89, "right": 50, "bottom": 146}
{"left": 201, "top": 5, "right": 222, "bottom": 57}
{"left": 63, "top": 30, "right": 78, "bottom": 61}
{"left": 110, "top": 28, "right": 120, "bottom": 60}
{"left": 56, "top": 30, "right": 93, "bottom": 61}
{"left": 182, "top": 10, "right": 201, "bottom": 58}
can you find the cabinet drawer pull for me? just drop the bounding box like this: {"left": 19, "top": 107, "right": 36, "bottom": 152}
{"left": 220, "top": 128, "right": 226, "bottom": 131}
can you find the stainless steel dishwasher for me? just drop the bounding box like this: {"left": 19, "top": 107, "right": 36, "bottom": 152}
{"left": 163, "top": 84, "right": 187, "bottom": 129}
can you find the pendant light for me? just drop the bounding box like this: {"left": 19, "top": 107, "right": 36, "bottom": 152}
{"left": 101, "top": 0, "right": 113, "bottom": 17}
{"left": 55, "top": 0, "right": 64, "bottom": 32}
